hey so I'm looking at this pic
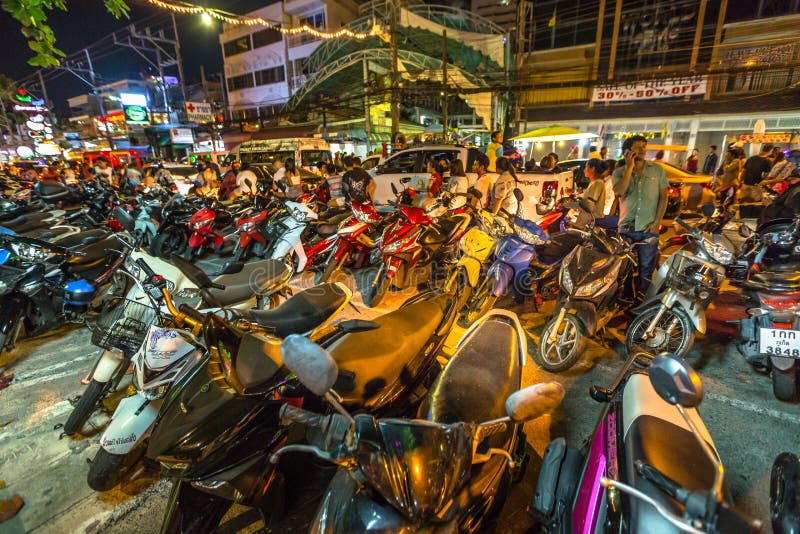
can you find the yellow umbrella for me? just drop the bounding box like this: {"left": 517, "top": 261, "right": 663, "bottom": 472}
{"left": 510, "top": 125, "right": 598, "bottom": 142}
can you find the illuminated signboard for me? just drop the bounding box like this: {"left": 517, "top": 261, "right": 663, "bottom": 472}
{"left": 123, "top": 104, "right": 150, "bottom": 125}
{"left": 120, "top": 93, "right": 148, "bottom": 107}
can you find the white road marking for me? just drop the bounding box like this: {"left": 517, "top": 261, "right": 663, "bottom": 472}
{"left": 9, "top": 368, "right": 86, "bottom": 390}
{"left": 705, "top": 391, "right": 800, "bottom": 425}
{"left": 11, "top": 353, "right": 96, "bottom": 383}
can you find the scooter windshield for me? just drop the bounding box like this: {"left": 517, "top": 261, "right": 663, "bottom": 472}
{"left": 355, "top": 417, "right": 473, "bottom": 522}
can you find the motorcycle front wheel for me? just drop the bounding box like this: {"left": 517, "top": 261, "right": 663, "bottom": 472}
{"left": 535, "top": 314, "right": 586, "bottom": 372}
{"left": 87, "top": 445, "right": 144, "bottom": 492}
{"left": 315, "top": 251, "right": 347, "bottom": 285}
{"left": 363, "top": 267, "right": 389, "bottom": 308}
{"left": 626, "top": 304, "right": 695, "bottom": 358}
{"left": 64, "top": 378, "right": 113, "bottom": 436}
{"left": 460, "top": 278, "right": 497, "bottom": 327}
{"left": 150, "top": 226, "right": 188, "bottom": 259}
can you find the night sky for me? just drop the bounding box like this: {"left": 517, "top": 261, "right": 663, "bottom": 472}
{"left": 0, "top": 0, "right": 273, "bottom": 114}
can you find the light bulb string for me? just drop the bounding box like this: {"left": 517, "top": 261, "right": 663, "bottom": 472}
{"left": 145, "top": 0, "right": 378, "bottom": 40}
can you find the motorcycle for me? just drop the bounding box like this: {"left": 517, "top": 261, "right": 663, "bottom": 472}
{"left": 0, "top": 232, "right": 129, "bottom": 356}
{"left": 64, "top": 208, "right": 294, "bottom": 437}
{"left": 531, "top": 352, "right": 764, "bottom": 533}
{"left": 271, "top": 310, "right": 564, "bottom": 533}
{"left": 313, "top": 200, "right": 384, "bottom": 285}
{"left": 83, "top": 253, "right": 340, "bottom": 491}
{"left": 149, "top": 195, "right": 230, "bottom": 259}
{"left": 364, "top": 183, "right": 471, "bottom": 308}
{"left": 536, "top": 225, "right": 639, "bottom": 372}
{"left": 735, "top": 268, "right": 800, "bottom": 402}
{"left": 626, "top": 217, "right": 737, "bottom": 359}
{"left": 147, "top": 287, "right": 461, "bottom": 532}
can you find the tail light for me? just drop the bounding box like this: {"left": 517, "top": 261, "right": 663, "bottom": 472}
{"left": 702, "top": 182, "right": 712, "bottom": 189}
{"left": 667, "top": 187, "right": 679, "bottom": 197}
{"left": 758, "top": 292, "right": 800, "bottom": 311}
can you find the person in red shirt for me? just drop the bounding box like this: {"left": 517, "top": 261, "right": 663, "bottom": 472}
{"left": 426, "top": 159, "right": 443, "bottom": 197}
{"left": 40, "top": 164, "right": 61, "bottom": 182}
{"left": 685, "top": 148, "right": 699, "bottom": 172}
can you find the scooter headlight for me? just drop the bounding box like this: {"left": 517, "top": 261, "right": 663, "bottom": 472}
{"left": 240, "top": 221, "right": 256, "bottom": 232}
{"left": 560, "top": 268, "right": 574, "bottom": 293}
{"left": 383, "top": 239, "right": 406, "bottom": 254}
{"left": 574, "top": 272, "right": 616, "bottom": 297}
{"left": 701, "top": 236, "right": 734, "bottom": 265}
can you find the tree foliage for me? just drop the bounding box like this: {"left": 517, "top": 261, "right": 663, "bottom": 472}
{"left": 1, "top": 0, "right": 130, "bottom": 67}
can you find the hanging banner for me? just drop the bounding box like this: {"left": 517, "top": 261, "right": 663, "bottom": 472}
{"left": 739, "top": 133, "right": 795, "bottom": 144}
{"left": 592, "top": 76, "right": 707, "bottom": 103}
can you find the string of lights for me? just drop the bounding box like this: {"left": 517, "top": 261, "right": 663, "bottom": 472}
{"left": 144, "top": 0, "right": 380, "bottom": 40}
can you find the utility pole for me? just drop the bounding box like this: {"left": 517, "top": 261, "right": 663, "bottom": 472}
{"left": 363, "top": 58, "right": 371, "bottom": 153}
{"left": 200, "top": 64, "right": 208, "bottom": 102}
{"left": 389, "top": 0, "right": 400, "bottom": 141}
{"left": 170, "top": 12, "right": 188, "bottom": 106}
{"left": 84, "top": 48, "right": 114, "bottom": 149}
{"left": 441, "top": 29, "right": 448, "bottom": 141}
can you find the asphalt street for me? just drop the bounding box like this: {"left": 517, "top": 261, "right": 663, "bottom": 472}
{"left": 1, "top": 247, "right": 799, "bottom": 533}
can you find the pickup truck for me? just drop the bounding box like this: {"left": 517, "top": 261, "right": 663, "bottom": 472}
{"left": 370, "top": 144, "right": 574, "bottom": 220}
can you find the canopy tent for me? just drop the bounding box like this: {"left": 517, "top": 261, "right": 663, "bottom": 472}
{"left": 511, "top": 125, "right": 598, "bottom": 142}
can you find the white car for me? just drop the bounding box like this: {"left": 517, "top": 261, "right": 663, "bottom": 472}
{"left": 371, "top": 145, "right": 574, "bottom": 219}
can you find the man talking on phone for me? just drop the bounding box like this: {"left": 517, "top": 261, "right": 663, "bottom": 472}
{"left": 613, "top": 135, "right": 668, "bottom": 291}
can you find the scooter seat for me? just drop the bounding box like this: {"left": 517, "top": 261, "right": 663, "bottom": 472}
{"left": 421, "top": 214, "right": 470, "bottom": 246}
{"left": 245, "top": 282, "right": 348, "bottom": 337}
{"left": 424, "top": 315, "right": 520, "bottom": 448}
{"left": 328, "top": 296, "right": 446, "bottom": 406}
{"left": 55, "top": 229, "right": 108, "bottom": 249}
{"left": 66, "top": 237, "right": 125, "bottom": 275}
{"left": 747, "top": 271, "right": 800, "bottom": 292}
{"left": 625, "top": 414, "right": 717, "bottom": 532}
{"left": 206, "top": 259, "right": 291, "bottom": 307}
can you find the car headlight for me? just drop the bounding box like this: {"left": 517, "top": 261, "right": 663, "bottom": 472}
{"left": 560, "top": 268, "right": 574, "bottom": 293}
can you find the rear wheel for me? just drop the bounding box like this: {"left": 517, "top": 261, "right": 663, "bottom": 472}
{"left": 364, "top": 268, "right": 389, "bottom": 308}
{"left": 772, "top": 367, "right": 799, "bottom": 402}
{"left": 626, "top": 304, "right": 695, "bottom": 359}
{"left": 161, "top": 479, "right": 233, "bottom": 534}
{"left": 535, "top": 314, "right": 585, "bottom": 372}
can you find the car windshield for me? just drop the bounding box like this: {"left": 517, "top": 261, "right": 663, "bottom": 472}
{"left": 356, "top": 417, "right": 472, "bottom": 522}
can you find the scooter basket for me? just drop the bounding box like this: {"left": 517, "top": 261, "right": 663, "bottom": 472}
{"left": 92, "top": 297, "right": 157, "bottom": 355}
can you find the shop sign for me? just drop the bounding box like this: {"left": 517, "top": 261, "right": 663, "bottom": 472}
{"left": 591, "top": 76, "right": 707, "bottom": 103}
{"left": 184, "top": 102, "right": 213, "bottom": 123}
{"left": 739, "top": 133, "right": 797, "bottom": 144}
{"left": 13, "top": 104, "right": 48, "bottom": 112}
{"left": 170, "top": 128, "right": 194, "bottom": 144}
{"left": 123, "top": 104, "right": 150, "bottom": 125}
{"left": 723, "top": 44, "right": 796, "bottom": 67}
{"left": 16, "top": 146, "right": 34, "bottom": 158}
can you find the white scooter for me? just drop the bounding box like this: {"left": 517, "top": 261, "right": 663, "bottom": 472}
{"left": 85, "top": 256, "right": 352, "bottom": 492}
{"left": 270, "top": 199, "right": 319, "bottom": 273}
{"left": 64, "top": 208, "right": 293, "bottom": 437}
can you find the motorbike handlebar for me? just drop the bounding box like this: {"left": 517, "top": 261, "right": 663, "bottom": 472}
{"left": 279, "top": 404, "right": 328, "bottom": 430}
{"left": 135, "top": 258, "right": 158, "bottom": 281}
{"left": 178, "top": 303, "right": 205, "bottom": 324}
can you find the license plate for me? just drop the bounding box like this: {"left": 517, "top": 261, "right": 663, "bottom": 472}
{"left": 759, "top": 327, "right": 800, "bottom": 358}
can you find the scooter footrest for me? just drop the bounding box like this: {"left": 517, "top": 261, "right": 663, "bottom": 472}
{"left": 589, "top": 385, "right": 612, "bottom": 403}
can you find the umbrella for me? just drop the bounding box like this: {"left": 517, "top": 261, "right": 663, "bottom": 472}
{"left": 510, "top": 125, "right": 598, "bottom": 142}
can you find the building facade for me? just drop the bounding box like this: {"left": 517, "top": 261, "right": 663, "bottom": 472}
{"left": 513, "top": 0, "right": 800, "bottom": 165}
{"left": 219, "top": 0, "right": 360, "bottom": 122}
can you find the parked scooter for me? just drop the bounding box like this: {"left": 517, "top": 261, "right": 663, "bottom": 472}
{"left": 314, "top": 200, "right": 384, "bottom": 284}
{"left": 271, "top": 310, "right": 564, "bottom": 533}
{"left": 531, "top": 352, "right": 764, "bottom": 533}
{"left": 83, "top": 256, "right": 345, "bottom": 491}
{"left": 536, "top": 225, "right": 639, "bottom": 372}
{"left": 0, "top": 233, "right": 129, "bottom": 356}
{"left": 147, "top": 288, "right": 461, "bottom": 532}
{"left": 626, "top": 217, "right": 737, "bottom": 358}
{"left": 64, "top": 208, "right": 294, "bottom": 437}
{"left": 365, "top": 184, "right": 470, "bottom": 307}
{"left": 736, "top": 268, "right": 800, "bottom": 402}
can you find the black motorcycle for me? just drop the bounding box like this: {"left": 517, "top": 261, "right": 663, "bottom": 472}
{"left": 272, "top": 310, "right": 564, "bottom": 533}
{"left": 145, "top": 276, "right": 460, "bottom": 532}
{"left": 0, "top": 233, "right": 129, "bottom": 356}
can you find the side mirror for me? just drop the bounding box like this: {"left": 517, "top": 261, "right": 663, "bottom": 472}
{"left": 739, "top": 224, "right": 753, "bottom": 238}
{"left": 400, "top": 177, "right": 411, "bottom": 184}
{"left": 391, "top": 182, "right": 399, "bottom": 195}
{"left": 375, "top": 164, "right": 384, "bottom": 174}
{"left": 701, "top": 203, "right": 715, "bottom": 218}
{"left": 281, "top": 334, "right": 338, "bottom": 396}
{"left": 649, "top": 353, "right": 703, "bottom": 408}
{"left": 513, "top": 188, "right": 524, "bottom": 202}
{"left": 244, "top": 178, "right": 253, "bottom": 188}
{"left": 468, "top": 187, "right": 482, "bottom": 200}
{"left": 113, "top": 206, "right": 135, "bottom": 233}
{"left": 505, "top": 382, "right": 565, "bottom": 423}
{"left": 170, "top": 254, "right": 216, "bottom": 290}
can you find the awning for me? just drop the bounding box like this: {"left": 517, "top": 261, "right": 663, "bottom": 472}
{"left": 511, "top": 125, "right": 598, "bottom": 142}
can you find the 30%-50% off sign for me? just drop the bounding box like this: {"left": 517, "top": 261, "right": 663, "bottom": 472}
{"left": 591, "top": 76, "right": 707, "bottom": 103}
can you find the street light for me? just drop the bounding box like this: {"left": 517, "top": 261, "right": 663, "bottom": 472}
{"left": 201, "top": 11, "right": 212, "bottom": 26}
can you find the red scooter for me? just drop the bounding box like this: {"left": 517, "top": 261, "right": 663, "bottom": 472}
{"left": 186, "top": 204, "right": 235, "bottom": 259}
{"left": 364, "top": 185, "right": 471, "bottom": 307}
{"left": 314, "top": 201, "right": 384, "bottom": 284}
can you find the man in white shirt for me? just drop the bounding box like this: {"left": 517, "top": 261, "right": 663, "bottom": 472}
{"left": 235, "top": 162, "right": 258, "bottom": 196}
